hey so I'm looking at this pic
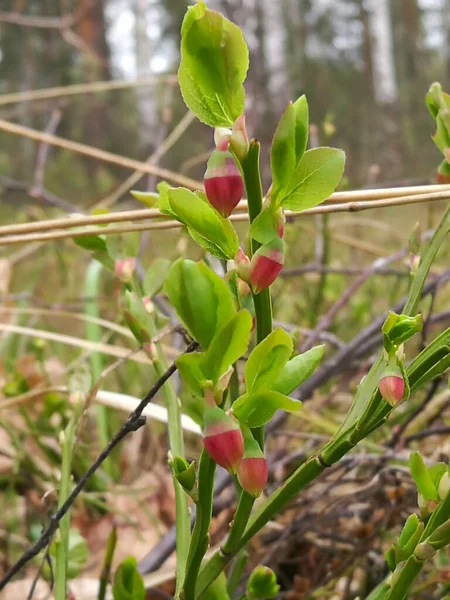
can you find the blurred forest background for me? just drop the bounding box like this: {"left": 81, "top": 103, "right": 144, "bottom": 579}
{"left": 1, "top": 0, "right": 450, "bottom": 203}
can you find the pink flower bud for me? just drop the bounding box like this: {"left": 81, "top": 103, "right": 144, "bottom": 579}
{"left": 230, "top": 114, "right": 249, "bottom": 162}
{"left": 437, "top": 170, "right": 450, "bottom": 184}
{"left": 379, "top": 362, "right": 405, "bottom": 406}
{"left": 203, "top": 406, "right": 244, "bottom": 474}
{"left": 204, "top": 150, "right": 244, "bottom": 217}
{"left": 114, "top": 257, "right": 136, "bottom": 283}
{"left": 249, "top": 237, "right": 285, "bottom": 294}
{"left": 237, "top": 435, "right": 268, "bottom": 497}
{"left": 214, "top": 127, "right": 232, "bottom": 151}
{"left": 235, "top": 248, "right": 251, "bottom": 283}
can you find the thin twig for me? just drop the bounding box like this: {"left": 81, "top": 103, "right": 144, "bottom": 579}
{"left": 1, "top": 193, "right": 450, "bottom": 248}
{"left": 0, "top": 75, "right": 177, "bottom": 106}
{"left": 0, "top": 118, "right": 202, "bottom": 190}
{"left": 0, "top": 340, "right": 199, "bottom": 591}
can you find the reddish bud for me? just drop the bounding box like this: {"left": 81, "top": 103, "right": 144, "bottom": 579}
{"left": 238, "top": 435, "right": 268, "bottom": 497}
{"left": 379, "top": 362, "right": 405, "bottom": 406}
{"left": 204, "top": 150, "right": 244, "bottom": 217}
{"left": 249, "top": 237, "right": 285, "bottom": 294}
{"left": 203, "top": 406, "right": 244, "bottom": 473}
{"left": 114, "top": 257, "right": 135, "bottom": 283}
{"left": 235, "top": 248, "right": 251, "bottom": 283}
{"left": 437, "top": 159, "right": 450, "bottom": 184}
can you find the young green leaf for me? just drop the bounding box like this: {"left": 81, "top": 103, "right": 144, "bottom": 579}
{"left": 164, "top": 259, "right": 235, "bottom": 349}
{"left": 271, "top": 95, "right": 309, "bottom": 202}
{"left": 112, "top": 556, "right": 146, "bottom": 600}
{"left": 249, "top": 204, "right": 279, "bottom": 245}
{"left": 410, "top": 452, "right": 439, "bottom": 501}
{"left": 176, "top": 352, "right": 206, "bottom": 397}
{"left": 233, "top": 390, "right": 302, "bottom": 428}
{"left": 168, "top": 187, "right": 239, "bottom": 260}
{"left": 143, "top": 258, "right": 171, "bottom": 298}
{"left": 179, "top": 2, "right": 249, "bottom": 127}
{"left": 201, "top": 310, "right": 253, "bottom": 383}
{"left": 73, "top": 233, "right": 107, "bottom": 253}
{"left": 272, "top": 345, "right": 325, "bottom": 395}
{"left": 280, "top": 147, "right": 345, "bottom": 211}
{"left": 245, "top": 328, "right": 293, "bottom": 393}
{"left": 130, "top": 190, "right": 159, "bottom": 208}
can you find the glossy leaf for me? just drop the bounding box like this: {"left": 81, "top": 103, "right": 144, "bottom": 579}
{"left": 249, "top": 204, "right": 278, "bottom": 245}
{"left": 272, "top": 345, "right": 325, "bottom": 395}
{"left": 130, "top": 190, "right": 159, "bottom": 208}
{"left": 233, "top": 390, "right": 301, "bottom": 428}
{"left": 245, "top": 328, "right": 293, "bottom": 393}
{"left": 112, "top": 556, "right": 146, "bottom": 600}
{"left": 164, "top": 259, "right": 235, "bottom": 349}
{"left": 271, "top": 96, "right": 309, "bottom": 202}
{"left": 168, "top": 187, "right": 239, "bottom": 260}
{"left": 410, "top": 452, "right": 439, "bottom": 501}
{"left": 176, "top": 352, "right": 206, "bottom": 397}
{"left": 179, "top": 2, "right": 248, "bottom": 127}
{"left": 143, "top": 258, "right": 171, "bottom": 298}
{"left": 202, "top": 310, "right": 253, "bottom": 382}
{"left": 280, "top": 147, "right": 345, "bottom": 211}
{"left": 73, "top": 233, "right": 107, "bottom": 252}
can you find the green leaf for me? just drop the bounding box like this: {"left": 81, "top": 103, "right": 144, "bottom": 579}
{"left": 249, "top": 205, "right": 278, "bottom": 245}
{"left": 143, "top": 258, "right": 171, "bottom": 298}
{"left": 73, "top": 233, "right": 107, "bottom": 252}
{"left": 123, "top": 290, "right": 153, "bottom": 344}
{"left": 245, "top": 328, "right": 293, "bottom": 393}
{"left": 271, "top": 96, "right": 309, "bottom": 202}
{"left": 176, "top": 352, "right": 206, "bottom": 397}
{"left": 433, "top": 114, "right": 450, "bottom": 154}
{"left": 410, "top": 452, "right": 439, "bottom": 501}
{"left": 280, "top": 147, "right": 345, "bottom": 211}
{"left": 164, "top": 258, "right": 235, "bottom": 349}
{"left": 233, "top": 390, "right": 301, "bottom": 428}
{"left": 202, "top": 310, "right": 253, "bottom": 382}
{"left": 112, "top": 556, "right": 146, "bottom": 600}
{"left": 179, "top": 2, "right": 248, "bottom": 127}
{"left": 130, "top": 190, "right": 159, "bottom": 208}
{"left": 156, "top": 181, "right": 177, "bottom": 217}
{"left": 202, "top": 571, "right": 231, "bottom": 600}
{"left": 272, "top": 345, "right": 325, "bottom": 395}
{"left": 168, "top": 187, "right": 239, "bottom": 260}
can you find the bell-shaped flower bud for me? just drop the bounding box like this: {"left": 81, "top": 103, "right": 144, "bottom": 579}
{"left": 204, "top": 150, "right": 244, "bottom": 217}
{"left": 214, "top": 127, "right": 232, "bottom": 151}
{"left": 379, "top": 361, "right": 405, "bottom": 406}
{"left": 230, "top": 114, "right": 249, "bottom": 162}
{"left": 203, "top": 406, "right": 244, "bottom": 474}
{"left": 247, "top": 565, "right": 280, "bottom": 600}
{"left": 114, "top": 257, "right": 136, "bottom": 283}
{"left": 169, "top": 455, "right": 198, "bottom": 501}
{"left": 249, "top": 236, "right": 285, "bottom": 294}
{"left": 238, "top": 435, "right": 268, "bottom": 498}
{"left": 234, "top": 247, "right": 251, "bottom": 283}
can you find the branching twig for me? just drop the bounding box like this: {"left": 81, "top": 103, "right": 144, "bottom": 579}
{"left": 0, "top": 339, "right": 198, "bottom": 591}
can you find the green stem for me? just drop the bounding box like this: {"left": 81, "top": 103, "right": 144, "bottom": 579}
{"left": 184, "top": 449, "right": 216, "bottom": 600}
{"left": 98, "top": 527, "right": 117, "bottom": 600}
{"left": 385, "top": 556, "right": 424, "bottom": 600}
{"left": 366, "top": 581, "right": 391, "bottom": 600}
{"left": 130, "top": 278, "right": 190, "bottom": 597}
{"left": 218, "top": 140, "right": 273, "bottom": 567}
{"left": 54, "top": 402, "right": 83, "bottom": 600}
{"left": 226, "top": 550, "right": 248, "bottom": 597}
{"left": 84, "top": 260, "right": 112, "bottom": 476}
